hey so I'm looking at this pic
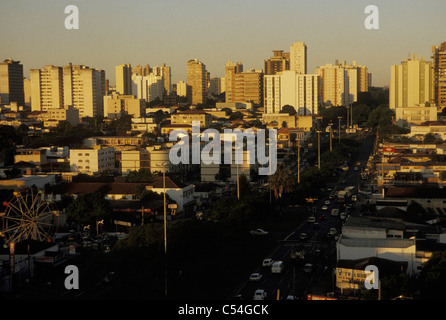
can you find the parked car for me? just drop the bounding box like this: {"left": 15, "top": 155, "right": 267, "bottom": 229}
{"left": 250, "top": 229, "right": 269, "bottom": 236}
{"left": 253, "top": 289, "right": 267, "bottom": 300}
{"left": 249, "top": 273, "right": 263, "bottom": 281}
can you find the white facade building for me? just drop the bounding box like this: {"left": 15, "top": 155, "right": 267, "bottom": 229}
{"left": 69, "top": 146, "right": 115, "bottom": 175}
{"left": 264, "top": 71, "right": 320, "bottom": 115}
{"left": 132, "top": 74, "right": 164, "bottom": 102}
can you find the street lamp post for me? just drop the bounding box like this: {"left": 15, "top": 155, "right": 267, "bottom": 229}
{"left": 297, "top": 138, "right": 301, "bottom": 184}
{"left": 156, "top": 161, "right": 169, "bottom": 297}
{"left": 338, "top": 116, "right": 342, "bottom": 142}
{"left": 318, "top": 131, "right": 321, "bottom": 169}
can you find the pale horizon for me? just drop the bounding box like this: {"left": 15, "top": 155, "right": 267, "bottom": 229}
{"left": 2, "top": 0, "right": 446, "bottom": 88}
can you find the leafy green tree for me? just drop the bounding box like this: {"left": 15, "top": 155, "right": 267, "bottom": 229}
{"left": 280, "top": 105, "right": 297, "bottom": 115}
{"left": 66, "top": 192, "right": 111, "bottom": 227}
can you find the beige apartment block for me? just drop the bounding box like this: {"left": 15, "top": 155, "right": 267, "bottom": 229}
{"left": 264, "top": 50, "right": 290, "bottom": 75}
{"left": 69, "top": 146, "right": 115, "bottom": 175}
{"left": 103, "top": 93, "right": 145, "bottom": 118}
{"left": 395, "top": 103, "right": 438, "bottom": 128}
{"left": 171, "top": 109, "right": 212, "bottom": 128}
{"left": 40, "top": 105, "right": 80, "bottom": 127}
{"left": 115, "top": 63, "right": 132, "bottom": 95}
{"left": 289, "top": 42, "right": 307, "bottom": 74}
{"left": 315, "top": 60, "right": 368, "bottom": 107}
{"left": 132, "top": 64, "right": 151, "bottom": 77}
{"left": 187, "top": 59, "right": 208, "bottom": 105}
{"left": 30, "top": 65, "right": 64, "bottom": 111}
{"left": 225, "top": 60, "right": 243, "bottom": 102}
{"left": 390, "top": 54, "right": 434, "bottom": 110}
{"left": 0, "top": 58, "right": 24, "bottom": 106}
{"left": 121, "top": 149, "right": 150, "bottom": 175}
{"left": 63, "top": 64, "right": 106, "bottom": 118}
{"left": 230, "top": 69, "right": 263, "bottom": 106}
{"left": 432, "top": 42, "right": 446, "bottom": 107}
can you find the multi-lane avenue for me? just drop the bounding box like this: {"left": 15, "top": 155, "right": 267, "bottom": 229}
{"left": 232, "top": 133, "right": 376, "bottom": 300}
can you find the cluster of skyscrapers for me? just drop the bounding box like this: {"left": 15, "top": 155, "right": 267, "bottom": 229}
{"left": 2, "top": 40, "right": 445, "bottom": 124}
{"left": 389, "top": 41, "right": 446, "bottom": 128}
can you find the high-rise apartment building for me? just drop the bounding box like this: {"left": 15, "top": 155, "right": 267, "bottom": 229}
{"left": 264, "top": 50, "right": 290, "bottom": 75}
{"left": 264, "top": 71, "right": 320, "bottom": 115}
{"left": 315, "top": 62, "right": 350, "bottom": 107}
{"left": 152, "top": 63, "right": 171, "bottom": 95}
{"left": 132, "top": 64, "right": 151, "bottom": 77}
{"left": 0, "top": 58, "right": 24, "bottom": 106}
{"left": 289, "top": 42, "right": 307, "bottom": 74}
{"left": 63, "top": 64, "right": 106, "bottom": 118}
{"left": 132, "top": 74, "right": 164, "bottom": 102}
{"left": 315, "top": 60, "right": 369, "bottom": 107}
{"left": 30, "top": 65, "right": 64, "bottom": 111}
{"left": 187, "top": 59, "right": 208, "bottom": 105}
{"left": 225, "top": 60, "right": 243, "bottom": 102}
{"left": 389, "top": 54, "right": 434, "bottom": 110}
{"left": 432, "top": 42, "right": 446, "bottom": 107}
{"left": 231, "top": 69, "right": 264, "bottom": 106}
{"left": 115, "top": 64, "right": 132, "bottom": 95}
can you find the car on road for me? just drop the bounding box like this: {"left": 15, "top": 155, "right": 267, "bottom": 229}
{"left": 321, "top": 205, "right": 328, "bottom": 211}
{"left": 303, "top": 263, "right": 313, "bottom": 273}
{"left": 262, "top": 258, "right": 274, "bottom": 267}
{"left": 250, "top": 229, "right": 269, "bottom": 236}
{"left": 307, "top": 216, "right": 316, "bottom": 223}
{"left": 324, "top": 200, "right": 331, "bottom": 205}
{"left": 299, "top": 232, "right": 308, "bottom": 240}
{"left": 354, "top": 167, "right": 359, "bottom": 171}
{"left": 331, "top": 209, "right": 339, "bottom": 216}
{"left": 329, "top": 228, "right": 337, "bottom": 236}
{"left": 249, "top": 273, "right": 263, "bottom": 281}
{"left": 253, "top": 289, "right": 267, "bottom": 300}
{"left": 286, "top": 295, "right": 298, "bottom": 300}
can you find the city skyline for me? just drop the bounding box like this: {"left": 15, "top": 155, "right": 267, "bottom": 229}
{"left": 1, "top": 0, "right": 446, "bottom": 87}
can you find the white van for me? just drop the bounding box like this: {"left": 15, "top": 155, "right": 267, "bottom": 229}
{"left": 271, "top": 261, "right": 284, "bottom": 273}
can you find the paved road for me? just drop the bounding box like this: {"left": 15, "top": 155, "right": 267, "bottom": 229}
{"left": 232, "top": 133, "right": 376, "bottom": 301}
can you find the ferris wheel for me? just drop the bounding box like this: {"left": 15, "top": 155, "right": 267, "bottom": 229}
{"left": 1, "top": 189, "right": 60, "bottom": 245}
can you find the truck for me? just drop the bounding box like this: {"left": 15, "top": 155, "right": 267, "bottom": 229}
{"left": 337, "top": 190, "right": 347, "bottom": 202}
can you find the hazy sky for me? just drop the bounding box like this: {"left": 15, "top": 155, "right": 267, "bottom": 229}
{"left": 1, "top": 0, "right": 446, "bottom": 87}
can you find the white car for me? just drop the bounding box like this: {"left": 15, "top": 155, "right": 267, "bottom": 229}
{"left": 324, "top": 200, "right": 331, "bottom": 205}
{"left": 321, "top": 205, "right": 328, "bottom": 211}
{"left": 250, "top": 229, "right": 269, "bottom": 236}
{"left": 303, "top": 263, "right": 313, "bottom": 273}
{"left": 307, "top": 216, "right": 316, "bottom": 223}
{"left": 253, "top": 289, "right": 267, "bottom": 300}
{"left": 262, "top": 258, "right": 274, "bottom": 267}
{"left": 249, "top": 273, "right": 263, "bottom": 281}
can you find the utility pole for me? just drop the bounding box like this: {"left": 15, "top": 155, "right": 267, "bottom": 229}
{"left": 318, "top": 130, "right": 321, "bottom": 169}
{"left": 297, "top": 139, "right": 301, "bottom": 183}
